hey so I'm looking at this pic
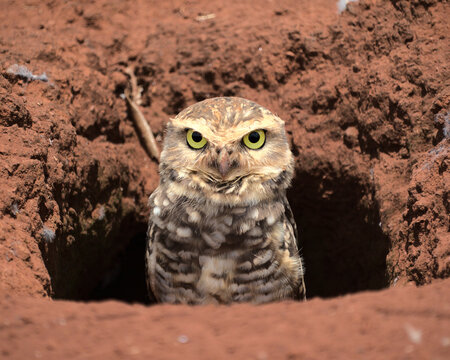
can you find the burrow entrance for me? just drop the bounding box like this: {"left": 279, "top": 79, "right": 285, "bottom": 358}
{"left": 288, "top": 170, "right": 390, "bottom": 298}
{"left": 46, "top": 165, "right": 390, "bottom": 303}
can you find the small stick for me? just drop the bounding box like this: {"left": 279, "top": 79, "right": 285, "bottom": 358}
{"left": 195, "top": 13, "right": 216, "bottom": 22}
{"left": 124, "top": 66, "right": 142, "bottom": 105}
{"left": 124, "top": 67, "right": 160, "bottom": 162}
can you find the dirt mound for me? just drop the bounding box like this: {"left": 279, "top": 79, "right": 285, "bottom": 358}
{"left": 0, "top": 0, "right": 448, "bottom": 358}
{"left": 1, "top": 279, "right": 449, "bottom": 359}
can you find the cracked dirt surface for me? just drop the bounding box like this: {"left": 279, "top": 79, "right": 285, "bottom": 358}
{"left": 0, "top": 0, "right": 449, "bottom": 358}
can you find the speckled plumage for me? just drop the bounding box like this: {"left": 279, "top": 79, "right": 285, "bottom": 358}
{"left": 145, "top": 97, "right": 305, "bottom": 304}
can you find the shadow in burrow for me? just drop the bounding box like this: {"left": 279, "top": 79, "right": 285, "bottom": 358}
{"left": 41, "top": 166, "right": 390, "bottom": 304}
{"left": 288, "top": 168, "right": 390, "bottom": 298}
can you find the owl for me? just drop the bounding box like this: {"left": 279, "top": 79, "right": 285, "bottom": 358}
{"left": 145, "top": 97, "right": 305, "bottom": 304}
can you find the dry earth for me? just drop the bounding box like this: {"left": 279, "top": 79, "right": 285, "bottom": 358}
{"left": 0, "top": 279, "right": 449, "bottom": 359}
{"left": 0, "top": 0, "right": 449, "bottom": 358}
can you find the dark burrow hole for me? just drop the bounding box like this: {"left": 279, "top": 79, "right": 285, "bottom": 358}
{"left": 288, "top": 170, "right": 390, "bottom": 298}
{"left": 46, "top": 169, "right": 389, "bottom": 304}
{"left": 89, "top": 232, "right": 150, "bottom": 304}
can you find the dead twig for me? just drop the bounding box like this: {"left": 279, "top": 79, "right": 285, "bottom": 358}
{"left": 124, "top": 67, "right": 160, "bottom": 162}
{"left": 195, "top": 13, "right": 216, "bottom": 22}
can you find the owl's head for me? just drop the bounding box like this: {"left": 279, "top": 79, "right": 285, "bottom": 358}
{"left": 159, "top": 97, "right": 294, "bottom": 205}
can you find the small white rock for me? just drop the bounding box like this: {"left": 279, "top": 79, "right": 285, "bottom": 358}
{"left": 177, "top": 335, "right": 189, "bottom": 344}
{"left": 404, "top": 324, "right": 422, "bottom": 344}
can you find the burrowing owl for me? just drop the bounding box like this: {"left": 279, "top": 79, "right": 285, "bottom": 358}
{"left": 145, "top": 97, "right": 305, "bottom": 304}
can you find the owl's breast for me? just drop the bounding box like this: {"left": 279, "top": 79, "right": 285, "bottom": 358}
{"left": 146, "top": 186, "right": 304, "bottom": 304}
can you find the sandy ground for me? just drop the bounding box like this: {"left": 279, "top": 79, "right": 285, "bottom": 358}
{"left": 1, "top": 279, "right": 449, "bottom": 359}
{"left": 0, "top": 0, "right": 449, "bottom": 358}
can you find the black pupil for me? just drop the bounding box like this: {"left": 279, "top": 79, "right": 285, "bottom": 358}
{"left": 248, "top": 131, "right": 260, "bottom": 143}
{"left": 191, "top": 131, "right": 203, "bottom": 142}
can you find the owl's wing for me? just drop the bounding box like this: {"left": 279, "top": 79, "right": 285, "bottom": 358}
{"left": 145, "top": 201, "right": 159, "bottom": 303}
{"left": 282, "top": 197, "right": 306, "bottom": 300}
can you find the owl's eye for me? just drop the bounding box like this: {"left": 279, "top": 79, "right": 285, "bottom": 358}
{"left": 242, "top": 130, "right": 266, "bottom": 150}
{"left": 186, "top": 129, "right": 207, "bottom": 149}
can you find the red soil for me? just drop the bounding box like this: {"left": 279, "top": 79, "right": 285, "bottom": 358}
{"left": 1, "top": 279, "right": 449, "bottom": 359}
{"left": 0, "top": 0, "right": 448, "bottom": 358}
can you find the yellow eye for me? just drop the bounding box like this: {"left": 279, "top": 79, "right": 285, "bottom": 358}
{"left": 242, "top": 130, "right": 266, "bottom": 150}
{"left": 186, "top": 129, "right": 207, "bottom": 149}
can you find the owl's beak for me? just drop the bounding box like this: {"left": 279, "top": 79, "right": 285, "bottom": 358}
{"left": 217, "top": 148, "right": 230, "bottom": 178}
